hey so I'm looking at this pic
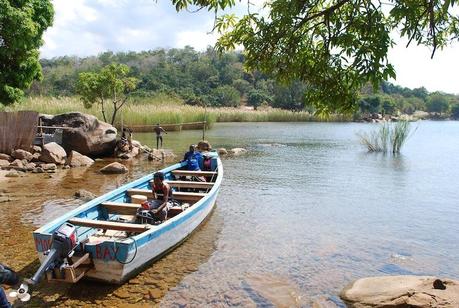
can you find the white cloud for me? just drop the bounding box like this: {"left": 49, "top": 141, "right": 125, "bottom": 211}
{"left": 388, "top": 38, "right": 459, "bottom": 94}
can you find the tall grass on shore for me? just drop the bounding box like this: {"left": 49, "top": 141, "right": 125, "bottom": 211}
{"left": 358, "top": 120, "right": 413, "bottom": 154}
{"left": 5, "top": 96, "right": 352, "bottom": 125}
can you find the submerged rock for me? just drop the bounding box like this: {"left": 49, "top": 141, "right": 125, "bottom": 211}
{"left": 340, "top": 275, "right": 459, "bottom": 307}
{"left": 100, "top": 162, "right": 128, "bottom": 174}
{"left": 74, "top": 189, "right": 97, "bottom": 201}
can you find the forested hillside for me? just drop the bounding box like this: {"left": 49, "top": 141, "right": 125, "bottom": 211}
{"left": 28, "top": 47, "right": 459, "bottom": 118}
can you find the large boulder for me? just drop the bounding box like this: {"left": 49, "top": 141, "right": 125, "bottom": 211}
{"left": 11, "top": 149, "right": 33, "bottom": 161}
{"left": 40, "top": 142, "right": 67, "bottom": 164}
{"left": 40, "top": 112, "right": 117, "bottom": 157}
{"left": 147, "top": 149, "right": 176, "bottom": 162}
{"left": 66, "top": 151, "right": 95, "bottom": 167}
{"left": 100, "top": 162, "right": 128, "bottom": 174}
{"left": 0, "top": 160, "right": 9, "bottom": 168}
{"left": 340, "top": 276, "right": 459, "bottom": 307}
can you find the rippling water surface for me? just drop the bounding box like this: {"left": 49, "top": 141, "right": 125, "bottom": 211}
{"left": 1, "top": 121, "right": 459, "bottom": 307}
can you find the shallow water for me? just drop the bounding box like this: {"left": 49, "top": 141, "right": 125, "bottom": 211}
{"left": 1, "top": 121, "right": 459, "bottom": 307}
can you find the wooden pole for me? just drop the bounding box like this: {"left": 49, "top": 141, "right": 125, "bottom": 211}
{"left": 202, "top": 104, "right": 206, "bottom": 141}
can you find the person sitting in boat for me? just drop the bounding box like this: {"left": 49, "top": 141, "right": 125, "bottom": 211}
{"left": 182, "top": 144, "right": 202, "bottom": 171}
{"left": 145, "top": 171, "right": 172, "bottom": 221}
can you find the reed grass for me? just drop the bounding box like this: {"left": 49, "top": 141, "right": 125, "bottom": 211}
{"left": 358, "top": 120, "right": 413, "bottom": 154}
{"left": 6, "top": 96, "right": 351, "bottom": 126}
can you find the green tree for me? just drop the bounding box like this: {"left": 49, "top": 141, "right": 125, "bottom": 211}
{"left": 77, "top": 63, "right": 139, "bottom": 125}
{"left": 0, "top": 0, "right": 54, "bottom": 104}
{"left": 175, "top": 0, "right": 459, "bottom": 115}
{"left": 247, "top": 89, "right": 271, "bottom": 110}
{"left": 426, "top": 94, "right": 450, "bottom": 114}
{"left": 382, "top": 97, "right": 396, "bottom": 115}
{"left": 451, "top": 104, "right": 459, "bottom": 119}
{"left": 359, "top": 95, "right": 381, "bottom": 114}
{"left": 207, "top": 85, "right": 240, "bottom": 107}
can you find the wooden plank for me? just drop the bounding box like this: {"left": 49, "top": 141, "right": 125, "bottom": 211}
{"left": 127, "top": 189, "right": 206, "bottom": 201}
{"left": 154, "top": 180, "right": 214, "bottom": 189}
{"left": 172, "top": 170, "right": 217, "bottom": 177}
{"left": 102, "top": 202, "right": 141, "bottom": 215}
{"left": 68, "top": 218, "right": 150, "bottom": 233}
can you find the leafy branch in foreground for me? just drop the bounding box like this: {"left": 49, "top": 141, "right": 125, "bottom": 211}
{"left": 176, "top": 0, "right": 459, "bottom": 115}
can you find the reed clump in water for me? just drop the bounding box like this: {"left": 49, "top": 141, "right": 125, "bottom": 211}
{"left": 359, "top": 120, "right": 413, "bottom": 154}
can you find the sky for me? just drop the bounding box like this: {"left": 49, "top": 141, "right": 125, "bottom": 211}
{"left": 40, "top": 0, "right": 459, "bottom": 95}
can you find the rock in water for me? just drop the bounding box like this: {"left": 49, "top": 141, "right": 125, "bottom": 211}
{"left": 66, "top": 150, "right": 94, "bottom": 167}
{"left": 340, "top": 276, "right": 459, "bottom": 307}
{"left": 74, "top": 189, "right": 97, "bottom": 201}
{"left": 40, "top": 112, "right": 117, "bottom": 157}
{"left": 229, "top": 148, "right": 247, "bottom": 155}
{"left": 218, "top": 148, "right": 228, "bottom": 155}
{"left": 40, "top": 142, "right": 67, "bottom": 164}
{"left": 100, "top": 162, "right": 128, "bottom": 174}
{"left": 11, "top": 149, "right": 33, "bottom": 161}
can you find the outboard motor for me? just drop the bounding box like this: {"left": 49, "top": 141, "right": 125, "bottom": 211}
{"left": 10, "top": 223, "right": 78, "bottom": 302}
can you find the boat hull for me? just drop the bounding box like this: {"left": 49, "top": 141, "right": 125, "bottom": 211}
{"left": 34, "top": 155, "right": 223, "bottom": 284}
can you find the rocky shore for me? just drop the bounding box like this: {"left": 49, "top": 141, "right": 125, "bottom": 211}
{"left": 0, "top": 112, "right": 177, "bottom": 178}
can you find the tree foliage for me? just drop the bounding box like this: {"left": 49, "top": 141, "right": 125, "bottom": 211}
{"left": 0, "top": 0, "right": 54, "bottom": 105}
{"left": 178, "top": 0, "right": 459, "bottom": 115}
{"left": 77, "top": 63, "right": 139, "bottom": 125}
{"left": 426, "top": 93, "right": 450, "bottom": 114}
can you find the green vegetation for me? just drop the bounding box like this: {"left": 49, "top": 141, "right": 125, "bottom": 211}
{"left": 179, "top": 0, "right": 459, "bottom": 115}
{"left": 77, "top": 63, "right": 139, "bottom": 125}
{"left": 18, "top": 48, "right": 459, "bottom": 121}
{"left": 0, "top": 0, "right": 54, "bottom": 105}
{"left": 7, "top": 96, "right": 347, "bottom": 126}
{"left": 358, "top": 121, "right": 413, "bottom": 154}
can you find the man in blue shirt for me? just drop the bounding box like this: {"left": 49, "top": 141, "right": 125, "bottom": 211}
{"left": 182, "top": 145, "right": 202, "bottom": 171}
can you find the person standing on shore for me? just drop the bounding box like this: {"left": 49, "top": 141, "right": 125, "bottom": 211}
{"left": 154, "top": 123, "right": 167, "bottom": 149}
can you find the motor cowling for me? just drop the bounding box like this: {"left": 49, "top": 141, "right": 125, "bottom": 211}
{"left": 10, "top": 223, "right": 79, "bottom": 302}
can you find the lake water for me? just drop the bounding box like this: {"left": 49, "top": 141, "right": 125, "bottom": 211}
{"left": 1, "top": 121, "right": 459, "bottom": 307}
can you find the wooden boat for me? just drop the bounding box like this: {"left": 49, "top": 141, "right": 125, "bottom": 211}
{"left": 31, "top": 151, "right": 223, "bottom": 284}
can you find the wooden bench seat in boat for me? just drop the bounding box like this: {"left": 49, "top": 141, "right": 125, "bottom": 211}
{"left": 150, "top": 180, "right": 214, "bottom": 189}
{"left": 102, "top": 201, "right": 187, "bottom": 218}
{"left": 102, "top": 202, "right": 141, "bottom": 215}
{"left": 171, "top": 170, "right": 217, "bottom": 177}
{"left": 127, "top": 189, "right": 207, "bottom": 201}
{"left": 68, "top": 218, "right": 151, "bottom": 233}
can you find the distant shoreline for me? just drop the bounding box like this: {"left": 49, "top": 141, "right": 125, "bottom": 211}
{"left": 4, "top": 96, "right": 456, "bottom": 127}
